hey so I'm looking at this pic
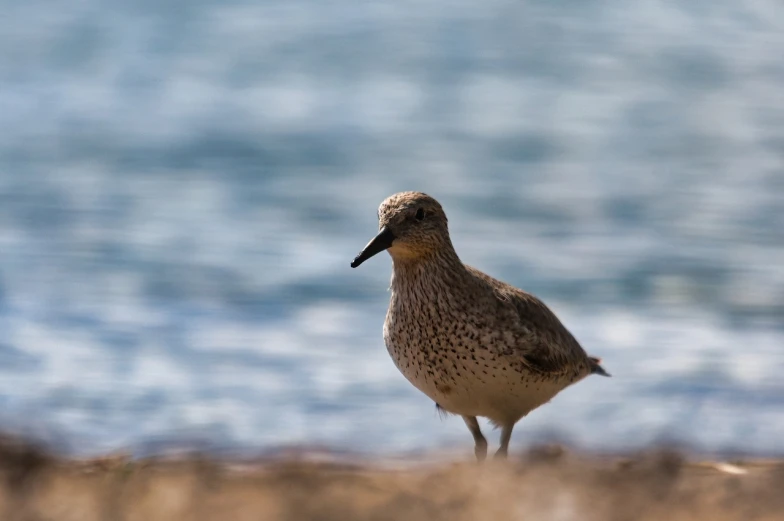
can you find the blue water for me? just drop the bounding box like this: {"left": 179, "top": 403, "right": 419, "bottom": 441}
{"left": 1, "top": 0, "right": 783, "bottom": 457}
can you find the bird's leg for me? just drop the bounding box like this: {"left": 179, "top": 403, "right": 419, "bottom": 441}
{"left": 494, "top": 423, "right": 515, "bottom": 459}
{"left": 462, "top": 416, "right": 488, "bottom": 462}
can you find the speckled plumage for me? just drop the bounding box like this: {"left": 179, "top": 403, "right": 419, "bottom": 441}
{"left": 351, "top": 191, "right": 610, "bottom": 460}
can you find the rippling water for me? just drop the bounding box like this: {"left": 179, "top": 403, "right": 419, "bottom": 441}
{"left": 1, "top": 0, "right": 783, "bottom": 456}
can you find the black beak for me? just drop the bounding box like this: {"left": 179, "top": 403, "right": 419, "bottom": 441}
{"left": 351, "top": 227, "right": 396, "bottom": 268}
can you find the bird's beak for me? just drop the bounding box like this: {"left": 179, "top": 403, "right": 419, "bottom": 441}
{"left": 351, "top": 226, "right": 396, "bottom": 268}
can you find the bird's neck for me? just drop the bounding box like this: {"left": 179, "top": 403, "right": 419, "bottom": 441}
{"left": 389, "top": 246, "right": 469, "bottom": 297}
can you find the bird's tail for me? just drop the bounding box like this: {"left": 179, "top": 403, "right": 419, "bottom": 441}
{"left": 589, "top": 357, "right": 611, "bottom": 377}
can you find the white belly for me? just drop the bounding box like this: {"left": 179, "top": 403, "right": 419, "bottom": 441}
{"left": 384, "top": 325, "right": 575, "bottom": 423}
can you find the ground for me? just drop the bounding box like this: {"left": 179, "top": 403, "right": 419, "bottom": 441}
{"left": 1, "top": 436, "right": 782, "bottom": 521}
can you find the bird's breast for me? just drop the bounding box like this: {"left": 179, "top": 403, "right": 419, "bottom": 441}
{"left": 383, "top": 292, "right": 510, "bottom": 409}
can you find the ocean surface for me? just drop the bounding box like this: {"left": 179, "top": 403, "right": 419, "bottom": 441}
{"left": 1, "top": 0, "right": 783, "bottom": 457}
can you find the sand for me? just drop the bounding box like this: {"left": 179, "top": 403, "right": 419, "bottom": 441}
{"left": 0, "top": 436, "right": 782, "bottom": 521}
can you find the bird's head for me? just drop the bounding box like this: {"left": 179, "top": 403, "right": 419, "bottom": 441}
{"left": 351, "top": 191, "right": 451, "bottom": 268}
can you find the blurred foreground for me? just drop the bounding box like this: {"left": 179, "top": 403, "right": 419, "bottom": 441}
{"left": 1, "top": 435, "right": 782, "bottom": 521}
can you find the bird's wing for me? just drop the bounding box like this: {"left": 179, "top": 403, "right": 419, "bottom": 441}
{"left": 513, "top": 293, "right": 590, "bottom": 377}
{"left": 520, "top": 339, "right": 576, "bottom": 376}
{"left": 466, "top": 266, "right": 590, "bottom": 377}
{"left": 512, "top": 300, "right": 610, "bottom": 377}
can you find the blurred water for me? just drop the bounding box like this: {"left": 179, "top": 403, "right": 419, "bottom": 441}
{"left": 1, "top": 0, "right": 783, "bottom": 457}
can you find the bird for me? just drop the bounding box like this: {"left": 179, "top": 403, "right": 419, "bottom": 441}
{"left": 350, "top": 191, "right": 610, "bottom": 461}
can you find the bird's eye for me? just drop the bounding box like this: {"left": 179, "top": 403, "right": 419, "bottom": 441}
{"left": 415, "top": 208, "right": 425, "bottom": 221}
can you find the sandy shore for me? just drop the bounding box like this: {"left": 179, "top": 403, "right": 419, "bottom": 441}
{"left": 0, "top": 436, "right": 782, "bottom": 521}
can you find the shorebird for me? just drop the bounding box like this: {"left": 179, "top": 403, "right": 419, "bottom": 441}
{"left": 350, "top": 191, "right": 610, "bottom": 460}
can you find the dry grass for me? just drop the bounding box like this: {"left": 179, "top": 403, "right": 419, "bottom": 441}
{"left": 1, "top": 435, "right": 783, "bottom": 521}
